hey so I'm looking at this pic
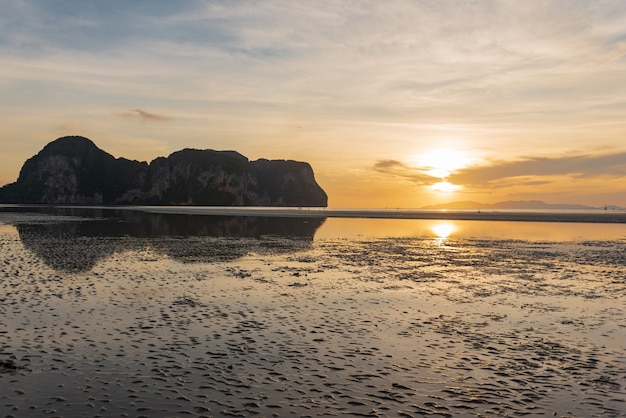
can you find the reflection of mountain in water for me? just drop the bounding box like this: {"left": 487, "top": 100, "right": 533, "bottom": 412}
{"left": 7, "top": 207, "right": 325, "bottom": 273}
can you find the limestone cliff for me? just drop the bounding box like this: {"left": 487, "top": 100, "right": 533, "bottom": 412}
{"left": 0, "top": 136, "right": 328, "bottom": 207}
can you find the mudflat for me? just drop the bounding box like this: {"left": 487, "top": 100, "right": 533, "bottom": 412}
{"left": 1, "top": 212, "right": 625, "bottom": 417}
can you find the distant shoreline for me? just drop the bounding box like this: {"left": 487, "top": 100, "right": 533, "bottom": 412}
{"left": 3, "top": 204, "right": 626, "bottom": 224}
{"left": 130, "top": 206, "right": 626, "bottom": 223}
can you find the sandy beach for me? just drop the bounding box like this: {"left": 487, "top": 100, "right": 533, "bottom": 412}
{"left": 1, "top": 209, "right": 625, "bottom": 417}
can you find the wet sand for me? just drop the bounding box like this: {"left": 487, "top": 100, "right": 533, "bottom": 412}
{"left": 1, "top": 215, "right": 625, "bottom": 417}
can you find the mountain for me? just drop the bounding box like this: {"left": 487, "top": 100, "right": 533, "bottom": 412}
{"left": 0, "top": 136, "right": 328, "bottom": 207}
{"left": 422, "top": 200, "right": 603, "bottom": 210}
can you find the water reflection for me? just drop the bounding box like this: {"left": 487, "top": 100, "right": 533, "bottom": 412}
{"left": 315, "top": 217, "right": 626, "bottom": 241}
{"left": 5, "top": 205, "right": 626, "bottom": 273}
{"left": 3, "top": 206, "right": 324, "bottom": 238}
{"left": 431, "top": 222, "right": 456, "bottom": 239}
{"left": 1, "top": 207, "right": 325, "bottom": 273}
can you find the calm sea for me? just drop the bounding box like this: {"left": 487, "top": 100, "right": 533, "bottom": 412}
{"left": 2, "top": 204, "right": 626, "bottom": 242}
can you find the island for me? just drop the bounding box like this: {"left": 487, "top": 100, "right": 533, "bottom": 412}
{"left": 0, "top": 136, "right": 328, "bottom": 207}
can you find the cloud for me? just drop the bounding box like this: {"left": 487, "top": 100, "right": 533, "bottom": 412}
{"left": 373, "top": 159, "right": 436, "bottom": 184}
{"left": 4, "top": 0, "right": 626, "bottom": 125}
{"left": 115, "top": 109, "right": 172, "bottom": 123}
{"left": 449, "top": 152, "right": 626, "bottom": 186}
{"left": 376, "top": 151, "right": 626, "bottom": 196}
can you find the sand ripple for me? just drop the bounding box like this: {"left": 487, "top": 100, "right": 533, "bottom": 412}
{"left": 1, "top": 222, "right": 625, "bottom": 417}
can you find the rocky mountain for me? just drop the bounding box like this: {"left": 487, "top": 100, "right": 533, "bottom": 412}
{"left": 0, "top": 136, "right": 328, "bottom": 206}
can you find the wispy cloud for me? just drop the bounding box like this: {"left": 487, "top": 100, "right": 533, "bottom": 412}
{"left": 4, "top": 0, "right": 626, "bottom": 125}
{"left": 115, "top": 109, "right": 173, "bottom": 123}
{"left": 373, "top": 159, "right": 437, "bottom": 184}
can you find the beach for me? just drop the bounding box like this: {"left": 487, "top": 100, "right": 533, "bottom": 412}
{"left": 1, "top": 207, "right": 625, "bottom": 417}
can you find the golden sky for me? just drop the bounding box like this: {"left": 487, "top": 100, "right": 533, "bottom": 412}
{"left": 1, "top": 1, "right": 626, "bottom": 207}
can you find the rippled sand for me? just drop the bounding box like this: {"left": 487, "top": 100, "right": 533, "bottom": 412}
{"left": 1, "top": 221, "right": 625, "bottom": 417}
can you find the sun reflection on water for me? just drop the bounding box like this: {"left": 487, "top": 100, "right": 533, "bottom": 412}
{"left": 431, "top": 222, "right": 456, "bottom": 239}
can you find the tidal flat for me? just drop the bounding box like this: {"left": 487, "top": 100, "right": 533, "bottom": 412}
{"left": 1, "top": 209, "right": 625, "bottom": 417}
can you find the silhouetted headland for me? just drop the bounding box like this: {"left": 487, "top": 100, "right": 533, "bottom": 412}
{"left": 0, "top": 136, "right": 328, "bottom": 207}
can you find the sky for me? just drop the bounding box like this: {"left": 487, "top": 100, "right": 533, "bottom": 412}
{"left": 1, "top": 0, "right": 626, "bottom": 208}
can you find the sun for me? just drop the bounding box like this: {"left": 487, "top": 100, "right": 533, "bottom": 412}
{"left": 412, "top": 147, "right": 473, "bottom": 193}
{"left": 415, "top": 148, "right": 471, "bottom": 179}
{"left": 429, "top": 181, "right": 460, "bottom": 193}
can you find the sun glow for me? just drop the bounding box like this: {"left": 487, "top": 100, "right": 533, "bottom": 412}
{"left": 416, "top": 148, "right": 472, "bottom": 179}
{"left": 429, "top": 181, "right": 461, "bottom": 193}
{"left": 413, "top": 146, "right": 472, "bottom": 195}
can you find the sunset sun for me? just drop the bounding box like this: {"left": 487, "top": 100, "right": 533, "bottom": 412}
{"left": 429, "top": 181, "right": 460, "bottom": 193}
{"left": 413, "top": 147, "right": 472, "bottom": 194}
{"left": 416, "top": 148, "right": 472, "bottom": 179}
